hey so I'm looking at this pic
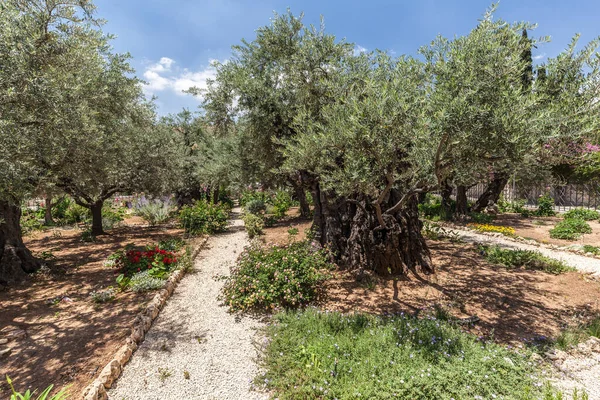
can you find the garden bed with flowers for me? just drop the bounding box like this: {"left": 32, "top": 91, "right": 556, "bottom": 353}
{"left": 0, "top": 214, "right": 204, "bottom": 398}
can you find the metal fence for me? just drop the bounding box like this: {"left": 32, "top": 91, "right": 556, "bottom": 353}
{"left": 464, "top": 180, "right": 600, "bottom": 212}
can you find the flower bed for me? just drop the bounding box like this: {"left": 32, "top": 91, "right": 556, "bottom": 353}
{"left": 467, "top": 223, "right": 515, "bottom": 236}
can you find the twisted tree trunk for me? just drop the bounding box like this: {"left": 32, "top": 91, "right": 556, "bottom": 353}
{"left": 44, "top": 195, "right": 54, "bottom": 226}
{"left": 440, "top": 180, "right": 454, "bottom": 220}
{"left": 472, "top": 173, "right": 509, "bottom": 212}
{"left": 0, "top": 200, "right": 41, "bottom": 284}
{"left": 90, "top": 200, "right": 104, "bottom": 236}
{"left": 310, "top": 182, "right": 433, "bottom": 276}
{"left": 456, "top": 185, "right": 468, "bottom": 216}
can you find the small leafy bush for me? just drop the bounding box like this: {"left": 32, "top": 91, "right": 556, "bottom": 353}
{"left": 245, "top": 199, "right": 267, "bottom": 215}
{"left": 158, "top": 237, "right": 186, "bottom": 252}
{"left": 563, "top": 208, "right": 600, "bottom": 221}
{"left": 534, "top": 193, "right": 556, "bottom": 217}
{"left": 179, "top": 200, "right": 229, "bottom": 235}
{"left": 129, "top": 270, "right": 166, "bottom": 293}
{"left": 555, "top": 317, "right": 600, "bottom": 350}
{"left": 112, "top": 245, "right": 179, "bottom": 278}
{"left": 135, "top": 200, "right": 174, "bottom": 226}
{"left": 220, "top": 240, "right": 333, "bottom": 312}
{"left": 240, "top": 190, "right": 271, "bottom": 207}
{"left": 273, "top": 190, "right": 293, "bottom": 218}
{"left": 259, "top": 309, "right": 555, "bottom": 400}
{"left": 63, "top": 202, "right": 90, "bottom": 224}
{"left": 100, "top": 205, "right": 125, "bottom": 230}
{"left": 242, "top": 213, "right": 264, "bottom": 238}
{"left": 89, "top": 288, "right": 116, "bottom": 303}
{"left": 6, "top": 376, "right": 68, "bottom": 400}
{"left": 467, "top": 223, "right": 515, "bottom": 236}
{"left": 478, "top": 245, "right": 575, "bottom": 274}
{"left": 583, "top": 245, "right": 600, "bottom": 255}
{"left": 20, "top": 208, "right": 45, "bottom": 234}
{"left": 549, "top": 218, "right": 592, "bottom": 240}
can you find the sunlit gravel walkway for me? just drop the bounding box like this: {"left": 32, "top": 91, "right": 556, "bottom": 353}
{"left": 108, "top": 209, "right": 268, "bottom": 400}
{"left": 447, "top": 226, "right": 600, "bottom": 277}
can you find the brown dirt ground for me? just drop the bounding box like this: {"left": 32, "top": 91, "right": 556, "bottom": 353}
{"left": 481, "top": 213, "right": 600, "bottom": 247}
{"left": 0, "top": 218, "right": 193, "bottom": 397}
{"left": 263, "top": 216, "right": 600, "bottom": 345}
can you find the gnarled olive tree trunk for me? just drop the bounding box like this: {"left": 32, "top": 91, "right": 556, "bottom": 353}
{"left": 310, "top": 182, "right": 433, "bottom": 276}
{"left": 0, "top": 200, "right": 41, "bottom": 284}
{"left": 90, "top": 200, "right": 104, "bottom": 236}
{"left": 471, "top": 173, "right": 509, "bottom": 213}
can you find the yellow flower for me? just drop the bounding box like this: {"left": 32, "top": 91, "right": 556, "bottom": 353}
{"left": 467, "top": 223, "right": 515, "bottom": 236}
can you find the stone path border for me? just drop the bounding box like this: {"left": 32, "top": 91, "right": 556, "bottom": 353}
{"left": 82, "top": 237, "right": 209, "bottom": 400}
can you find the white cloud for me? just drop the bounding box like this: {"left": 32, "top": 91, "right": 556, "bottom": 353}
{"left": 353, "top": 45, "right": 368, "bottom": 56}
{"left": 533, "top": 53, "right": 546, "bottom": 61}
{"left": 142, "top": 57, "right": 219, "bottom": 99}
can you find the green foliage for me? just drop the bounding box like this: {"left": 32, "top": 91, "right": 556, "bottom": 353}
{"left": 129, "top": 271, "right": 166, "bottom": 293}
{"left": 100, "top": 205, "right": 125, "bottom": 230}
{"left": 135, "top": 201, "right": 174, "bottom": 226}
{"left": 245, "top": 199, "right": 267, "bottom": 215}
{"left": 158, "top": 237, "right": 186, "bottom": 252}
{"left": 418, "top": 194, "right": 453, "bottom": 221}
{"left": 63, "top": 203, "right": 90, "bottom": 225}
{"left": 20, "top": 208, "right": 45, "bottom": 234}
{"left": 6, "top": 375, "right": 68, "bottom": 400}
{"left": 478, "top": 245, "right": 575, "bottom": 274}
{"left": 468, "top": 212, "right": 496, "bottom": 224}
{"left": 583, "top": 245, "right": 600, "bottom": 255}
{"left": 555, "top": 317, "right": 600, "bottom": 350}
{"left": 240, "top": 191, "right": 271, "bottom": 207}
{"left": 563, "top": 208, "right": 600, "bottom": 221}
{"left": 178, "top": 200, "right": 229, "bottom": 235}
{"left": 259, "top": 309, "right": 553, "bottom": 400}
{"left": 220, "top": 241, "right": 333, "bottom": 311}
{"left": 111, "top": 244, "right": 179, "bottom": 279}
{"left": 534, "top": 194, "right": 556, "bottom": 217}
{"left": 549, "top": 218, "right": 592, "bottom": 240}
{"left": 273, "top": 190, "right": 293, "bottom": 218}
{"left": 242, "top": 213, "right": 264, "bottom": 238}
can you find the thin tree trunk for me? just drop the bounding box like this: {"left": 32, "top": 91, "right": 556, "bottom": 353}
{"left": 293, "top": 183, "right": 311, "bottom": 219}
{"left": 440, "top": 180, "right": 454, "bottom": 220}
{"left": 213, "top": 186, "right": 220, "bottom": 204}
{"left": 472, "top": 173, "right": 510, "bottom": 213}
{"left": 44, "top": 195, "right": 54, "bottom": 226}
{"left": 90, "top": 200, "right": 104, "bottom": 236}
{"left": 0, "top": 200, "right": 41, "bottom": 284}
{"left": 456, "top": 185, "right": 468, "bottom": 216}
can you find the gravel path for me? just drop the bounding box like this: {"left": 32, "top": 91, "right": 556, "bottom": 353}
{"left": 108, "top": 209, "right": 268, "bottom": 400}
{"left": 447, "top": 227, "right": 600, "bottom": 277}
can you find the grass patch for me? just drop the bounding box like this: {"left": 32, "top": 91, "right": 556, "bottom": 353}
{"left": 583, "top": 245, "right": 600, "bottom": 255}
{"left": 555, "top": 317, "right": 600, "bottom": 350}
{"left": 549, "top": 218, "right": 592, "bottom": 240}
{"left": 258, "top": 309, "right": 561, "bottom": 399}
{"left": 562, "top": 208, "right": 600, "bottom": 221}
{"left": 478, "top": 245, "right": 575, "bottom": 274}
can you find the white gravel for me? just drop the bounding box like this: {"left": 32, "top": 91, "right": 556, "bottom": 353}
{"left": 108, "top": 209, "right": 268, "bottom": 400}
{"left": 446, "top": 227, "right": 600, "bottom": 277}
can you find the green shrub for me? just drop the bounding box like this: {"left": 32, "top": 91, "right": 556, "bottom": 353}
{"left": 129, "top": 270, "right": 166, "bottom": 293}
{"left": 220, "top": 241, "right": 333, "bottom": 311}
{"left": 20, "top": 208, "right": 45, "bottom": 234}
{"left": 468, "top": 212, "right": 496, "bottom": 224}
{"left": 6, "top": 375, "right": 68, "bottom": 400}
{"left": 273, "top": 190, "right": 293, "bottom": 218}
{"left": 111, "top": 244, "right": 179, "bottom": 278}
{"left": 259, "top": 309, "right": 554, "bottom": 400}
{"left": 158, "top": 237, "right": 186, "bottom": 252}
{"left": 534, "top": 193, "right": 556, "bottom": 217}
{"left": 478, "top": 245, "right": 575, "bottom": 274}
{"left": 63, "top": 202, "right": 90, "bottom": 224}
{"left": 51, "top": 197, "right": 71, "bottom": 221}
{"left": 100, "top": 204, "right": 125, "bottom": 230}
{"left": 242, "top": 213, "right": 264, "bottom": 238}
{"left": 563, "top": 208, "right": 600, "bottom": 221}
{"left": 135, "top": 201, "right": 174, "bottom": 226}
{"left": 179, "top": 200, "right": 229, "bottom": 235}
{"left": 583, "top": 245, "right": 600, "bottom": 255}
{"left": 555, "top": 317, "right": 600, "bottom": 350}
{"left": 240, "top": 190, "right": 271, "bottom": 207}
{"left": 549, "top": 218, "right": 592, "bottom": 240}
{"left": 245, "top": 199, "right": 266, "bottom": 215}
{"left": 418, "top": 194, "right": 454, "bottom": 220}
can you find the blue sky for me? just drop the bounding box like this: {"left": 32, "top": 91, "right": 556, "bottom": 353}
{"left": 94, "top": 0, "right": 600, "bottom": 115}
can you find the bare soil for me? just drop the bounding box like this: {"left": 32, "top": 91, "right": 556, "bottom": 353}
{"left": 484, "top": 213, "right": 600, "bottom": 247}
{"left": 0, "top": 219, "right": 190, "bottom": 397}
{"left": 263, "top": 218, "right": 600, "bottom": 344}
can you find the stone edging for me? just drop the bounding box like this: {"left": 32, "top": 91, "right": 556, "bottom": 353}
{"left": 441, "top": 222, "right": 600, "bottom": 261}
{"left": 82, "top": 237, "right": 209, "bottom": 400}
